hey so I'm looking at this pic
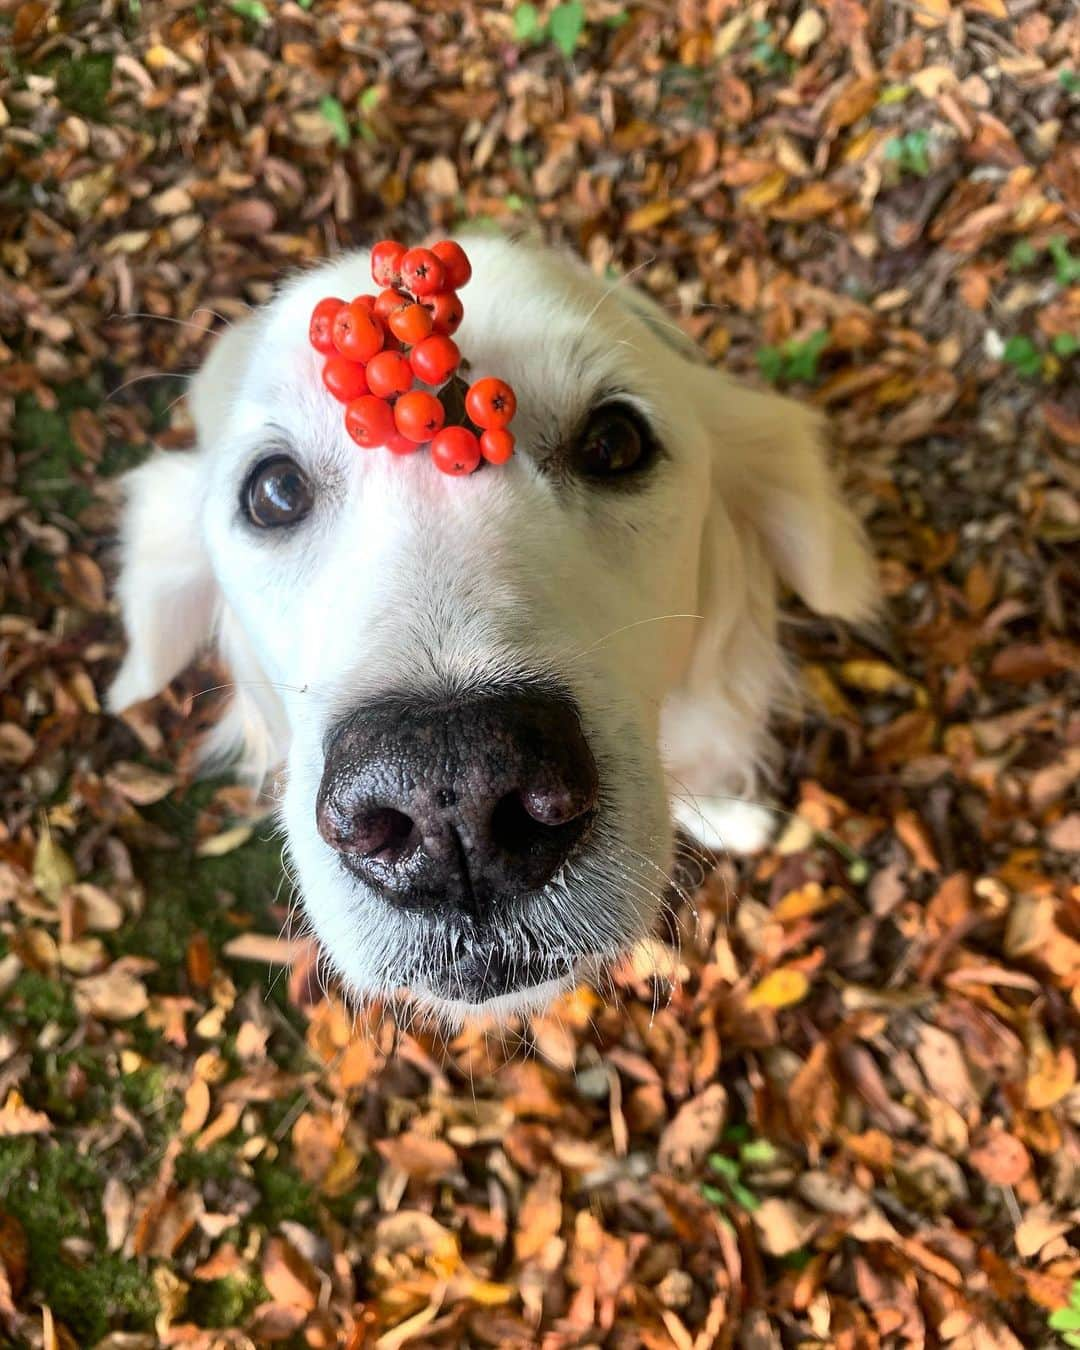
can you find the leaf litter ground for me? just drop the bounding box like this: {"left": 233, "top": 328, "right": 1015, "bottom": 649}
{"left": 1, "top": 1, "right": 1078, "bottom": 1347}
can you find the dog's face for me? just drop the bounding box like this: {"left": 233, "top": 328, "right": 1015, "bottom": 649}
{"left": 110, "top": 237, "right": 873, "bottom": 1020}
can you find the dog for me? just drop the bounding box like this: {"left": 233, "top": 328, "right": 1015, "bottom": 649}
{"left": 108, "top": 235, "right": 875, "bottom": 1022}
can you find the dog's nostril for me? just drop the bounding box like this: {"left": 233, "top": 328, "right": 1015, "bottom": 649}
{"left": 350, "top": 807, "right": 415, "bottom": 859}
{"left": 521, "top": 786, "right": 589, "bottom": 827}
{"left": 490, "top": 789, "right": 593, "bottom": 860}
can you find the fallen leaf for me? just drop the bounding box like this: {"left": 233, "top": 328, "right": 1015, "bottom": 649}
{"left": 746, "top": 966, "right": 811, "bottom": 1010}
{"left": 658, "top": 1084, "right": 728, "bottom": 1177}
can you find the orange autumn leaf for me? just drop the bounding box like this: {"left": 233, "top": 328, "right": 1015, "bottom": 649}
{"left": 1025, "top": 1045, "right": 1076, "bottom": 1111}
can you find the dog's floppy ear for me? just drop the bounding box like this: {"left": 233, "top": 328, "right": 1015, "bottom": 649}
{"left": 698, "top": 371, "right": 876, "bottom": 622}
{"left": 108, "top": 321, "right": 254, "bottom": 713}
{"left": 107, "top": 449, "right": 216, "bottom": 711}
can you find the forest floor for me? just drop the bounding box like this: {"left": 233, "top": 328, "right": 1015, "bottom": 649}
{"left": 1, "top": 1, "right": 1078, "bottom": 1346}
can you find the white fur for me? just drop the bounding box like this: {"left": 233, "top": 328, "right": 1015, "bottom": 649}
{"left": 109, "top": 237, "right": 875, "bottom": 1018}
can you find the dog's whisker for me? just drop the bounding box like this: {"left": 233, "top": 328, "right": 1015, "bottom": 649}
{"left": 104, "top": 370, "right": 192, "bottom": 403}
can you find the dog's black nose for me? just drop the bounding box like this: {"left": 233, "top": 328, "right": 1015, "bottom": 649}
{"left": 316, "top": 690, "right": 599, "bottom": 915}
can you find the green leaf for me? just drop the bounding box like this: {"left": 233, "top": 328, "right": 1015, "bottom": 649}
{"left": 297, "top": 0, "right": 313, "bottom": 8}
{"left": 359, "top": 86, "right": 380, "bottom": 113}
{"left": 701, "top": 1183, "right": 728, "bottom": 1208}
{"left": 512, "top": 2, "right": 542, "bottom": 41}
{"left": 1049, "top": 1308, "right": 1080, "bottom": 1332}
{"left": 604, "top": 11, "right": 630, "bottom": 27}
{"left": 230, "top": 0, "right": 270, "bottom": 22}
{"left": 549, "top": 1, "right": 586, "bottom": 57}
{"left": 1008, "top": 239, "right": 1037, "bottom": 270}
{"left": 784, "top": 329, "right": 830, "bottom": 383}
{"left": 730, "top": 1179, "right": 760, "bottom": 1210}
{"left": 756, "top": 346, "right": 784, "bottom": 383}
{"left": 1048, "top": 235, "right": 1080, "bottom": 287}
{"left": 883, "top": 136, "right": 903, "bottom": 161}
{"left": 1003, "top": 335, "right": 1041, "bottom": 377}
{"left": 1052, "top": 333, "right": 1079, "bottom": 358}
{"left": 707, "top": 1153, "right": 740, "bottom": 1181}
{"left": 739, "top": 1138, "right": 778, "bottom": 1167}
{"left": 319, "top": 95, "right": 351, "bottom": 148}
{"left": 1059, "top": 68, "right": 1080, "bottom": 96}
{"left": 903, "top": 129, "right": 931, "bottom": 176}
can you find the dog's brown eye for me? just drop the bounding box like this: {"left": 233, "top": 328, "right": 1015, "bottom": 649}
{"left": 244, "top": 456, "right": 313, "bottom": 528}
{"left": 575, "top": 405, "right": 653, "bottom": 479}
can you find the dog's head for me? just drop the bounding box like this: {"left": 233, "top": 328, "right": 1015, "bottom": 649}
{"left": 110, "top": 237, "right": 874, "bottom": 1020}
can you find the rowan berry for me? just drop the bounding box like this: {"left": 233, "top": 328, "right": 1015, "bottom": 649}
{"left": 371, "top": 240, "right": 407, "bottom": 289}
{"left": 365, "top": 350, "right": 413, "bottom": 399}
{"left": 423, "top": 290, "right": 464, "bottom": 336}
{"left": 431, "top": 240, "right": 472, "bottom": 290}
{"left": 393, "top": 390, "right": 446, "bottom": 443}
{"left": 322, "top": 355, "right": 369, "bottom": 402}
{"left": 345, "top": 395, "right": 396, "bottom": 448}
{"left": 388, "top": 303, "right": 434, "bottom": 345}
{"left": 399, "top": 247, "right": 446, "bottom": 297}
{"left": 431, "top": 426, "right": 481, "bottom": 476}
{"left": 479, "top": 428, "right": 515, "bottom": 464}
{"left": 409, "top": 335, "right": 460, "bottom": 386}
{"left": 310, "top": 298, "right": 345, "bottom": 354}
{"left": 332, "top": 302, "right": 384, "bottom": 362}
{"left": 465, "top": 377, "right": 516, "bottom": 429}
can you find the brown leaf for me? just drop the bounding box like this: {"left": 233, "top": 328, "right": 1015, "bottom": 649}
{"left": 969, "top": 1129, "right": 1030, "bottom": 1186}
{"left": 752, "top": 1198, "right": 819, "bottom": 1256}
{"left": 0, "top": 1091, "right": 51, "bottom": 1137}
{"left": 75, "top": 968, "right": 149, "bottom": 1021}
{"left": 261, "top": 1236, "right": 320, "bottom": 1312}
{"left": 514, "top": 1167, "right": 562, "bottom": 1262}
{"left": 1046, "top": 814, "right": 1080, "bottom": 853}
{"left": 214, "top": 198, "right": 277, "bottom": 238}
{"left": 0, "top": 1210, "right": 28, "bottom": 1298}
{"left": 376, "top": 1132, "right": 457, "bottom": 1182}
{"left": 104, "top": 761, "right": 177, "bottom": 805}
{"left": 827, "top": 77, "right": 879, "bottom": 130}
{"left": 0, "top": 723, "right": 35, "bottom": 768}
{"left": 56, "top": 553, "right": 106, "bottom": 612}
{"left": 657, "top": 1083, "right": 728, "bottom": 1178}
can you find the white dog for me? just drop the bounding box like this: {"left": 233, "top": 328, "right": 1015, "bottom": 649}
{"left": 109, "top": 236, "right": 875, "bottom": 1021}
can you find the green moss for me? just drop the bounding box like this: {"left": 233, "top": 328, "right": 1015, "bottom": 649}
{"left": 6, "top": 970, "right": 78, "bottom": 1030}
{"left": 52, "top": 52, "right": 114, "bottom": 120}
{"left": 251, "top": 1157, "right": 318, "bottom": 1228}
{"left": 113, "top": 777, "right": 285, "bottom": 977}
{"left": 120, "top": 1061, "right": 170, "bottom": 1115}
{"left": 188, "top": 1269, "right": 268, "bottom": 1329}
{"left": 13, "top": 382, "right": 98, "bottom": 515}
{"left": 0, "top": 1139, "right": 157, "bottom": 1341}
{"left": 176, "top": 1139, "right": 240, "bottom": 1188}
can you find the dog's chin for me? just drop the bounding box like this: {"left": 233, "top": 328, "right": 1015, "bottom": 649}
{"left": 411, "top": 970, "right": 579, "bottom": 1026}
{"left": 417, "top": 941, "right": 583, "bottom": 1004}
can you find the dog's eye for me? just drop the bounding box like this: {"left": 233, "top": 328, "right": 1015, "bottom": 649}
{"left": 244, "top": 456, "right": 314, "bottom": 528}
{"left": 574, "top": 404, "right": 654, "bottom": 479}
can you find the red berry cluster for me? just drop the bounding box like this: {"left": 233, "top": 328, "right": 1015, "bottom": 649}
{"left": 308, "top": 240, "right": 518, "bottom": 476}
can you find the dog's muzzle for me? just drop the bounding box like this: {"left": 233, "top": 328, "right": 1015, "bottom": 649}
{"left": 315, "top": 687, "right": 599, "bottom": 928}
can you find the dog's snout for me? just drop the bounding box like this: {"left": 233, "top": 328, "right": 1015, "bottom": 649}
{"left": 315, "top": 690, "right": 599, "bottom": 915}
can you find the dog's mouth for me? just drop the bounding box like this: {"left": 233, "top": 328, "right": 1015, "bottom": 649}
{"left": 411, "top": 926, "right": 587, "bottom": 1004}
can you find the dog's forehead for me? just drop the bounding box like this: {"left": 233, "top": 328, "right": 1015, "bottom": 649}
{"left": 255, "top": 239, "right": 669, "bottom": 401}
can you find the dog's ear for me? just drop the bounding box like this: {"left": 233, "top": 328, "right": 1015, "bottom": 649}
{"left": 701, "top": 373, "right": 877, "bottom": 621}
{"left": 662, "top": 367, "right": 877, "bottom": 835}
{"left": 108, "top": 322, "right": 254, "bottom": 713}
{"left": 107, "top": 449, "right": 217, "bottom": 712}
